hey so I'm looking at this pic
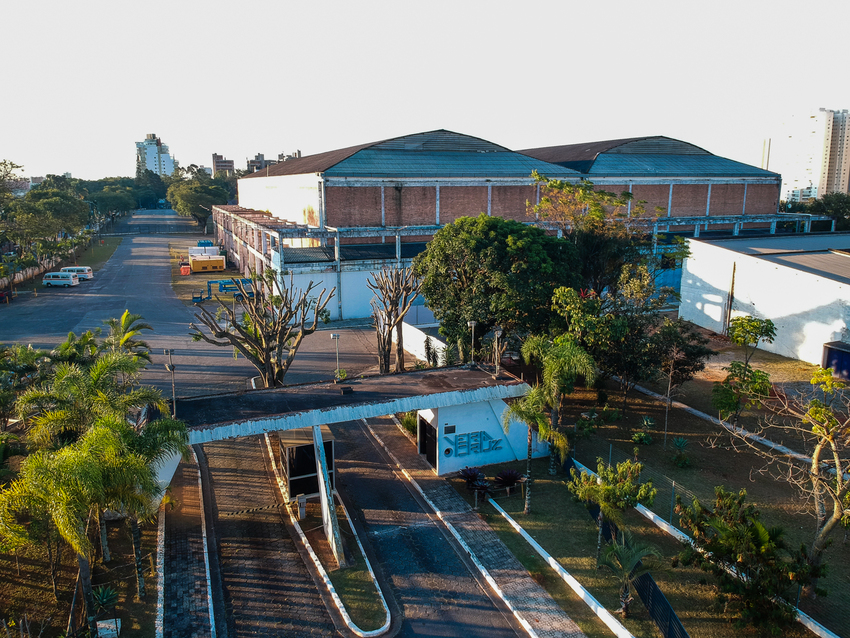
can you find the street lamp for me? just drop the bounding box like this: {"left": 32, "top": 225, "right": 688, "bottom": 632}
{"left": 330, "top": 333, "right": 341, "bottom": 380}
{"left": 494, "top": 327, "right": 503, "bottom": 377}
{"left": 163, "top": 349, "right": 176, "bottom": 417}
{"left": 467, "top": 320, "right": 477, "bottom": 364}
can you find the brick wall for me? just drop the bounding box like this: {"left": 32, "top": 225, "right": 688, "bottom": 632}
{"left": 745, "top": 184, "right": 779, "bottom": 215}
{"left": 440, "top": 186, "right": 488, "bottom": 223}
{"left": 492, "top": 185, "right": 536, "bottom": 221}
{"left": 708, "top": 184, "right": 745, "bottom": 216}
{"left": 671, "top": 184, "right": 710, "bottom": 216}
{"left": 631, "top": 184, "right": 670, "bottom": 217}
{"left": 326, "top": 186, "right": 381, "bottom": 226}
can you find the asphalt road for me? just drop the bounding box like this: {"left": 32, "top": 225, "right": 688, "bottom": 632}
{"left": 0, "top": 209, "right": 378, "bottom": 397}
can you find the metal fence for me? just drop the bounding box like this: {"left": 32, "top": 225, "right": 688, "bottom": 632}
{"left": 572, "top": 441, "right": 711, "bottom": 527}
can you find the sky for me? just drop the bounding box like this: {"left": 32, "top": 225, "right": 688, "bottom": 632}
{"left": 3, "top": 0, "right": 850, "bottom": 188}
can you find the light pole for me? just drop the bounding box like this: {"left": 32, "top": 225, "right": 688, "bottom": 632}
{"left": 163, "top": 349, "right": 176, "bottom": 417}
{"left": 494, "top": 327, "right": 503, "bottom": 377}
{"left": 330, "top": 333, "right": 340, "bottom": 380}
{"left": 467, "top": 320, "right": 477, "bottom": 364}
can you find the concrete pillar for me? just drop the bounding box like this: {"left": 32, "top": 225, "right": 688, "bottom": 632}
{"left": 733, "top": 223, "right": 740, "bottom": 236}
{"left": 667, "top": 184, "right": 673, "bottom": 217}
{"left": 436, "top": 185, "right": 440, "bottom": 225}
{"left": 487, "top": 184, "right": 492, "bottom": 216}
{"left": 694, "top": 223, "right": 700, "bottom": 238}
{"left": 770, "top": 221, "right": 777, "bottom": 234}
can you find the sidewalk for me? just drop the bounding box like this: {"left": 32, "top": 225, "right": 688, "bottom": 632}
{"left": 365, "top": 416, "right": 586, "bottom": 638}
{"left": 162, "top": 458, "right": 213, "bottom": 638}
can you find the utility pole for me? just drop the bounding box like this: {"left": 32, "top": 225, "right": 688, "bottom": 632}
{"left": 164, "top": 349, "right": 176, "bottom": 417}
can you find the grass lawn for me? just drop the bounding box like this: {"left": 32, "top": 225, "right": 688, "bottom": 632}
{"left": 298, "top": 500, "right": 387, "bottom": 632}
{"left": 73, "top": 237, "right": 123, "bottom": 272}
{"left": 452, "top": 458, "right": 813, "bottom": 638}
{"left": 549, "top": 379, "right": 849, "bottom": 637}
{"left": 167, "top": 242, "right": 243, "bottom": 307}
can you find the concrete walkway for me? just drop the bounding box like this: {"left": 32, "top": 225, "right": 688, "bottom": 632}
{"left": 163, "top": 457, "right": 213, "bottom": 638}
{"left": 364, "top": 416, "right": 585, "bottom": 638}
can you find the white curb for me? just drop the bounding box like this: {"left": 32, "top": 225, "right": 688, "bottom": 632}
{"left": 263, "top": 433, "right": 391, "bottom": 637}
{"left": 190, "top": 447, "right": 217, "bottom": 638}
{"left": 155, "top": 501, "right": 165, "bottom": 638}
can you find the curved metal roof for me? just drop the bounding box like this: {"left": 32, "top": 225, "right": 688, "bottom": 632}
{"left": 519, "top": 136, "right": 779, "bottom": 178}
{"left": 242, "top": 130, "right": 580, "bottom": 180}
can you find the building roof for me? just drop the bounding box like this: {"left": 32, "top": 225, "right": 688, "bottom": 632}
{"left": 696, "top": 233, "right": 850, "bottom": 286}
{"left": 519, "top": 136, "right": 780, "bottom": 179}
{"left": 241, "top": 130, "right": 581, "bottom": 180}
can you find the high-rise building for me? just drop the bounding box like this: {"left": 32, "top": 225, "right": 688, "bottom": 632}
{"left": 776, "top": 109, "right": 850, "bottom": 200}
{"left": 136, "top": 134, "right": 175, "bottom": 176}
{"left": 817, "top": 108, "right": 850, "bottom": 196}
{"left": 212, "top": 153, "right": 235, "bottom": 175}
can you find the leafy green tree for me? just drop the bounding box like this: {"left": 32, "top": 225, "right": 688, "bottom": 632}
{"left": 0, "top": 160, "right": 24, "bottom": 208}
{"left": 135, "top": 169, "right": 167, "bottom": 200}
{"left": 190, "top": 269, "right": 334, "bottom": 388}
{"left": 712, "top": 316, "right": 775, "bottom": 425}
{"left": 501, "top": 385, "right": 550, "bottom": 515}
{"left": 529, "top": 171, "right": 658, "bottom": 295}
{"left": 50, "top": 330, "right": 101, "bottom": 367}
{"left": 553, "top": 264, "right": 673, "bottom": 409}
{"left": 568, "top": 458, "right": 657, "bottom": 566}
{"left": 520, "top": 334, "right": 595, "bottom": 473}
{"left": 807, "top": 192, "right": 850, "bottom": 230}
{"left": 166, "top": 179, "right": 228, "bottom": 230}
{"left": 414, "top": 214, "right": 578, "bottom": 347}
{"left": 675, "top": 486, "right": 818, "bottom": 629}
{"left": 22, "top": 188, "right": 90, "bottom": 235}
{"left": 599, "top": 530, "right": 664, "bottom": 617}
{"left": 90, "top": 189, "right": 135, "bottom": 219}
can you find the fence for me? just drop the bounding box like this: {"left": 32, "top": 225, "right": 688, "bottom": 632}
{"left": 572, "top": 440, "right": 710, "bottom": 527}
{"left": 564, "top": 455, "right": 691, "bottom": 638}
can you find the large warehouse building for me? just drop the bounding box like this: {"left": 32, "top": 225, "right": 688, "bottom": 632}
{"left": 211, "top": 129, "right": 829, "bottom": 320}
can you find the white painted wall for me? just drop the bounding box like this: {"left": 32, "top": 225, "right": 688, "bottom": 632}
{"left": 426, "top": 399, "right": 548, "bottom": 475}
{"left": 395, "top": 323, "right": 445, "bottom": 362}
{"left": 679, "top": 240, "right": 850, "bottom": 365}
{"left": 238, "top": 173, "right": 322, "bottom": 226}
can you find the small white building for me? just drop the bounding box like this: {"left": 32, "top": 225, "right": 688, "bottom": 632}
{"left": 678, "top": 233, "right": 850, "bottom": 369}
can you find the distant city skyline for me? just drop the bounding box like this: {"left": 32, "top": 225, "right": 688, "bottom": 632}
{"left": 3, "top": 0, "right": 850, "bottom": 197}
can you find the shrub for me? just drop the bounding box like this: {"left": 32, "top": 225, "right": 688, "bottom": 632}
{"left": 672, "top": 436, "right": 691, "bottom": 468}
{"left": 632, "top": 431, "right": 653, "bottom": 445}
{"left": 640, "top": 416, "right": 655, "bottom": 430}
{"left": 459, "top": 466, "right": 483, "bottom": 484}
{"left": 596, "top": 389, "right": 608, "bottom": 406}
{"left": 600, "top": 405, "right": 622, "bottom": 422}
{"left": 494, "top": 469, "right": 524, "bottom": 489}
{"left": 399, "top": 411, "right": 417, "bottom": 436}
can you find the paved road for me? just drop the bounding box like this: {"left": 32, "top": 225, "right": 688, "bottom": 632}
{"left": 331, "top": 419, "right": 521, "bottom": 638}
{"left": 0, "top": 209, "right": 378, "bottom": 397}
{"left": 203, "top": 436, "right": 337, "bottom": 637}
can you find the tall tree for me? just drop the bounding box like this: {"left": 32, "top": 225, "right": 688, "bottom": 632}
{"left": 599, "top": 530, "right": 664, "bottom": 618}
{"left": 529, "top": 171, "right": 657, "bottom": 295}
{"left": 101, "top": 310, "right": 153, "bottom": 363}
{"left": 414, "top": 214, "right": 578, "bottom": 347}
{"left": 367, "top": 266, "right": 421, "bottom": 374}
{"left": 166, "top": 179, "right": 228, "bottom": 230}
{"left": 807, "top": 192, "right": 850, "bottom": 230}
{"left": 501, "top": 386, "right": 552, "bottom": 515}
{"left": 190, "top": 269, "right": 334, "bottom": 388}
{"left": 520, "top": 334, "right": 596, "bottom": 473}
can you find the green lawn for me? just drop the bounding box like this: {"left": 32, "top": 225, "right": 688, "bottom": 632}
{"left": 452, "top": 458, "right": 812, "bottom": 638}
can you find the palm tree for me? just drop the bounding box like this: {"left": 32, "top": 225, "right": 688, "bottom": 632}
{"left": 16, "top": 351, "right": 166, "bottom": 449}
{"left": 521, "top": 335, "right": 596, "bottom": 474}
{"left": 101, "top": 311, "right": 153, "bottom": 363}
{"left": 501, "top": 385, "right": 550, "bottom": 515}
{"left": 50, "top": 330, "right": 101, "bottom": 367}
{"left": 599, "top": 530, "right": 664, "bottom": 617}
{"left": 0, "top": 423, "right": 156, "bottom": 638}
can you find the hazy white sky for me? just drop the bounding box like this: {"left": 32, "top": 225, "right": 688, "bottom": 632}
{"left": 3, "top": 0, "right": 849, "bottom": 183}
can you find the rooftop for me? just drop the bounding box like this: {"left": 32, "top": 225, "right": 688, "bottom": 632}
{"left": 696, "top": 232, "right": 850, "bottom": 286}
{"left": 519, "top": 136, "right": 780, "bottom": 179}
{"left": 241, "top": 130, "right": 581, "bottom": 180}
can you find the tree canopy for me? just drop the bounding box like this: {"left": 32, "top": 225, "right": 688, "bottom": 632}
{"left": 166, "top": 178, "right": 228, "bottom": 228}
{"left": 413, "top": 213, "right": 578, "bottom": 344}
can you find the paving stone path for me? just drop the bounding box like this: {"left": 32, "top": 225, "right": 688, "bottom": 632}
{"left": 204, "top": 437, "right": 337, "bottom": 637}
{"left": 331, "top": 420, "right": 520, "bottom": 638}
{"left": 163, "top": 458, "right": 213, "bottom": 638}
{"left": 364, "top": 416, "right": 586, "bottom": 638}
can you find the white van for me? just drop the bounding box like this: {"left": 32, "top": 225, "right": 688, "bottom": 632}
{"left": 42, "top": 272, "right": 80, "bottom": 287}
{"left": 60, "top": 266, "right": 93, "bottom": 280}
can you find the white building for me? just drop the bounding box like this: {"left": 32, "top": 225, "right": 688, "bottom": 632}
{"left": 135, "top": 133, "right": 176, "bottom": 176}
{"left": 678, "top": 233, "right": 850, "bottom": 369}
